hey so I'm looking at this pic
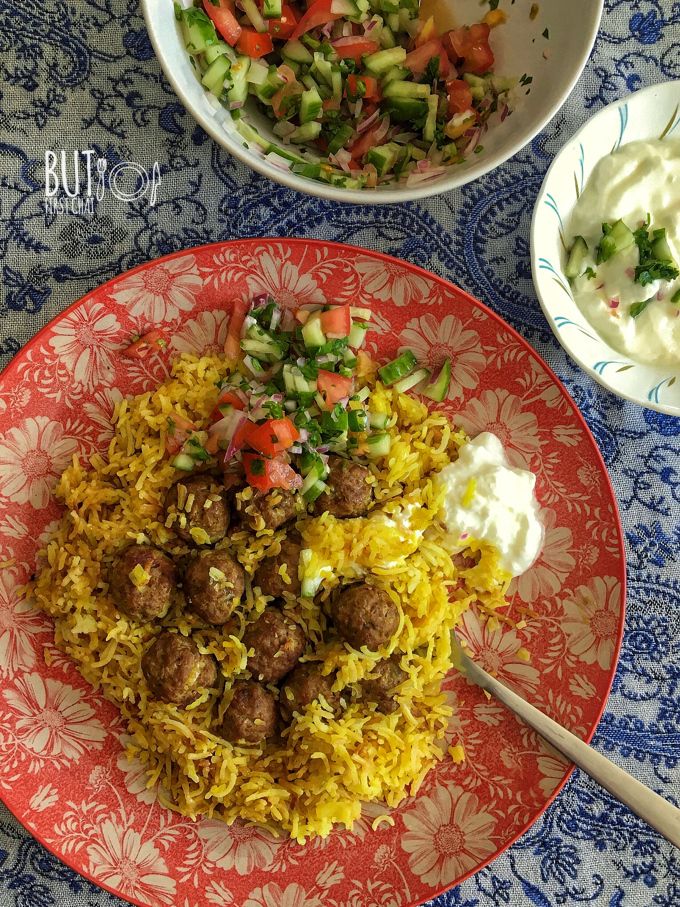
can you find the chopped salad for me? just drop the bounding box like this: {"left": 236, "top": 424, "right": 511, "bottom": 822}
{"left": 137, "top": 297, "right": 451, "bottom": 495}
{"left": 176, "top": 0, "right": 513, "bottom": 188}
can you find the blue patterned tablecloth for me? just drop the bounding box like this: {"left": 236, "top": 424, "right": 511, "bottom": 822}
{"left": 1, "top": 1, "right": 679, "bottom": 905}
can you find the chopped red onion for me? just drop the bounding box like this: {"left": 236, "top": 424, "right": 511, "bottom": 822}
{"left": 343, "top": 20, "right": 354, "bottom": 36}
{"left": 269, "top": 307, "right": 281, "bottom": 331}
{"left": 625, "top": 267, "right": 635, "bottom": 279}
{"left": 289, "top": 444, "right": 303, "bottom": 455}
{"left": 298, "top": 428, "right": 309, "bottom": 442}
{"left": 373, "top": 117, "right": 390, "bottom": 143}
{"left": 357, "top": 108, "right": 380, "bottom": 134}
{"left": 609, "top": 298, "right": 620, "bottom": 309}
{"left": 252, "top": 294, "right": 268, "bottom": 307}
{"left": 463, "top": 128, "right": 482, "bottom": 156}
{"left": 500, "top": 103, "right": 510, "bottom": 122}
{"left": 416, "top": 159, "right": 431, "bottom": 173}
{"left": 364, "top": 18, "right": 377, "bottom": 33}
{"left": 405, "top": 167, "right": 447, "bottom": 186}
{"left": 229, "top": 100, "right": 244, "bottom": 110}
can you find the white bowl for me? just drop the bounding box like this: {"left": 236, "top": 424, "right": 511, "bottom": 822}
{"left": 531, "top": 80, "right": 680, "bottom": 416}
{"left": 142, "top": 0, "right": 602, "bottom": 203}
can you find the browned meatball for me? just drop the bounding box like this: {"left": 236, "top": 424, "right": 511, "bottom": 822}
{"left": 331, "top": 583, "right": 398, "bottom": 651}
{"left": 243, "top": 608, "right": 306, "bottom": 683}
{"left": 314, "top": 456, "right": 372, "bottom": 518}
{"left": 241, "top": 488, "right": 298, "bottom": 532}
{"left": 164, "top": 475, "right": 229, "bottom": 545}
{"left": 110, "top": 544, "right": 176, "bottom": 621}
{"left": 184, "top": 550, "right": 245, "bottom": 624}
{"left": 362, "top": 656, "right": 407, "bottom": 714}
{"left": 221, "top": 680, "right": 278, "bottom": 744}
{"left": 142, "top": 631, "right": 217, "bottom": 706}
{"left": 253, "top": 535, "right": 302, "bottom": 598}
{"left": 279, "top": 663, "right": 341, "bottom": 722}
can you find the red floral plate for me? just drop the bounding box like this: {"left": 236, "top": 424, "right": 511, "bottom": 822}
{"left": 0, "top": 240, "right": 625, "bottom": 907}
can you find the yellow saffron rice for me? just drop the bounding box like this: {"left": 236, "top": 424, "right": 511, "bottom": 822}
{"left": 31, "top": 352, "right": 511, "bottom": 841}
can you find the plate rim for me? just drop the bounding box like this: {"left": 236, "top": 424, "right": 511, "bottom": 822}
{"left": 0, "top": 238, "right": 627, "bottom": 906}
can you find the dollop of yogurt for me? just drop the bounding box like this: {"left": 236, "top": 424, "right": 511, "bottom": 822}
{"left": 435, "top": 432, "right": 543, "bottom": 576}
{"left": 568, "top": 139, "right": 680, "bottom": 365}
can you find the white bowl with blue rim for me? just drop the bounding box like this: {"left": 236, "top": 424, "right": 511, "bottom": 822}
{"left": 142, "top": 0, "right": 603, "bottom": 203}
{"left": 531, "top": 80, "right": 680, "bottom": 416}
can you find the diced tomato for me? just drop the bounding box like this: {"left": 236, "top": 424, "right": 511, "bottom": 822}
{"left": 272, "top": 81, "right": 303, "bottom": 118}
{"left": 444, "top": 23, "right": 494, "bottom": 74}
{"left": 243, "top": 452, "right": 302, "bottom": 492}
{"left": 236, "top": 28, "right": 274, "bottom": 58}
{"left": 245, "top": 417, "right": 300, "bottom": 456}
{"left": 319, "top": 305, "right": 352, "bottom": 336}
{"left": 345, "top": 74, "right": 380, "bottom": 102}
{"left": 121, "top": 329, "right": 166, "bottom": 359}
{"left": 291, "top": 0, "right": 343, "bottom": 40}
{"left": 317, "top": 370, "right": 353, "bottom": 406}
{"left": 165, "top": 413, "right": 197, "bottom": 455}
{"left": 224, "top": 299, "right": 250, "bottom": 360}
{"left": 446, "top": 78, "right": 473, "bottom": 116}
{"left": 349, "top": 120, "right": 387, "bottom": 160}
{"left": 267, "top": 4, "right": 298, "bottom": 40}
{"left": 203, "top": 0, "right": 242, "bottom": 46}
{"left": 332, "top": 36, "right": 379, "bottom": 64}
{"left": 404, "top": 38, "right": 451, "bottom": 78}
{"left": 217, "top": 389, "right": 246, "bottom": 410}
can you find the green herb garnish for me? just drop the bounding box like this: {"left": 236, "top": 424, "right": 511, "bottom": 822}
{"left": 629, "top": 298, "right": 653, "bottom": 319}
{"left": 633, "top": 221, "right": 680, "bottom": 287}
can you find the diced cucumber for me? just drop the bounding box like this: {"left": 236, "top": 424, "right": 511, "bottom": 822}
{"left": 172, "top": 452, "right": 196, "bottom": 471}
{"left": 283, "top": 38, "right": 314, "bottom": 64}
{"left": 348, "top": 322, "right": 368, "bottom": 348}
{"left": 421, "top": 359, "right": 451, "bottom": 401}
{"left": 378, "top": 350, "right": 417, "bottom": 385}
{"left": 302, "top": 312, "right": 327, "bottom": 348}
{"left": 423, "top": 94, "right": 439, "bottom": 143}
{"left": 292, "top": 161, "right": 323, "bottom": 179}
{"left": 368, "top": 412, "right": 388, "bottom": 430}
{"left": 312, "top": 52, "right": 334, "bottom": 87}
{"left": 379, "top": 25, "right": 396, "bottom": 48}
{"left": 366, "top": 432, "right": 391, "bottom": 458}
{"left": 596, "top": 219, "right": 634, "bottom": 263}
{"left": 651, "top": 229, "right": 675, "bottom": 264}
{"left": 301, "top": 33, "right": 322, "bottom": 52}
{"left": 241, "top": 0, "right": 268, "bottom": 32}
{"left": 331, "top": 65, "right": 343, "bottom": 103}
{"left": 204, "top": 41, "right": 235, "bottom": 65}
{"left": 407, "top": 142, "right": 426, "bottom": 160}
{"left": 381, "top": 64, "right": 410, "bottom": 87}
{"left": 181, "top": 7, "right": 218, "bottom": 55}
{"left": 328, "top": 123, "right": 354, "bottom": 154}
{"left": 385, "top": 97, "right": 427, "bottom": 124}
{"left": 246, "top": 59, "right": 270, "bottom": 85}
{"left": 289, "top": 121, "right": 322, "bottom": 143}
{"left": 262, "top": 0, "right": 282, "bottom": 17}
{"left": 201, "top": 54, "right": 231, "bottom": 94}
{"left": 301, "top": 73, "right": 322, "bottom": 93}
{"left": 565, "top": 236, "right": 589, "bottom": 280}
{"left": 383, "top": 80, "right": 430, "bottom": 99}
{"left": 256, "top": 65, "right": 286, "bottom": 100}
{"left": 364, "top": 46, "right": 407, "bottom": 75}
{"left": 393, "top": 367, "right": 430, "bottom": 393}
{"left": 227, "top": 55, "right": 251, "bottom": 104}
{"left": 330, "top": 0, "right": 366, "bottom": 19}
{"left": 366, "top": 142, "right": 398, "bottom": 177}
{"left": 299, "top": 86, "right": 323, "bottom": 123}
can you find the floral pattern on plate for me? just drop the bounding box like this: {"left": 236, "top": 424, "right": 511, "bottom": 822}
{"left": 0, "top": 240, "right": 625, "bottom": 907}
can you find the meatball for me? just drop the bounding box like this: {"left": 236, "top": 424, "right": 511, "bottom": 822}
{"left": 142, "top": 631, "right": 217, "bottom": 706}
{"left": 164, "top": 475, "right": 229, "bottom": 545}
{"left": 221, "top": 680, "right": 278, "bottom": 744}
{"left": 110, "top": 544, "right": 176, "bottom": 621}
{"left": 253, "top": 535, "right": 302, "bottom": 598}
{"left": 184, "top": 550, "right": 245, "bottom": 624}
{"left": 361, "top": 656, "right": 407, "bottom": 714}
{"left": 241, "top": 488, "right": 298, "bottom": 532}
{"left": 314, "top": 456, "right": 372, "bottom": 518}
{"left": 279, "top": 663, "right": 341, "bottom": 722}
{"left": 243, "top": 608, "right": 306, "bottom": 683}
{"left": 331, "top": 583, "right": 398, "bottom": 651}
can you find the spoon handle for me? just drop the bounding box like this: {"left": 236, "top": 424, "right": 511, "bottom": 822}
{"left": 463, "top": 655, "right": 680, "bottom": 849}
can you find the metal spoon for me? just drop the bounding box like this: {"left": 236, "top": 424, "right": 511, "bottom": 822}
{"left": 452, "top": 633, "right": 680, "bottom": 849}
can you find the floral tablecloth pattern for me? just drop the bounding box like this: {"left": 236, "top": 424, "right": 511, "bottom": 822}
{"left": 0, "top": 1, "right": 679, "bottom": 906}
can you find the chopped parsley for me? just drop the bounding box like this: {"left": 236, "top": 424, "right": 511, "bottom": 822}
{"left": 633, "top": 220, "right": 680, "bottom": 287}
{"left": 629, "top": 298, "right": 653, "bottom": 319}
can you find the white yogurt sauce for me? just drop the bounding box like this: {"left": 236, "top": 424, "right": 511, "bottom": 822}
{"left": 435, "top": 433, "right": 543, "bottom": 577}
{"left": 567, "top": 139, "right": 680, "bottom": 365}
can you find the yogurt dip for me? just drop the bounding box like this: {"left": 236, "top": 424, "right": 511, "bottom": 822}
{"left": 566, "top": 139, "right": 680, "bottom": 366}
{"left": 435, "top": 432, "right": 543, "bottom": 577}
